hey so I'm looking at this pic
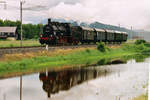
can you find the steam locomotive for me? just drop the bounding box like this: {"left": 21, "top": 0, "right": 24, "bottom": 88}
{"left": 39, "top": 19, "right": 128, "bottom": 45}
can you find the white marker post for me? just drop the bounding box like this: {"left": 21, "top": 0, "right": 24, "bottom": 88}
{"left": 46, "top": 45, "right": 49, "bottom": 51}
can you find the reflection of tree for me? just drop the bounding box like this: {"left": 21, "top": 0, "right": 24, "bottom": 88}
{"left": 39, "top": 68, "right": 108, "bottom": 98}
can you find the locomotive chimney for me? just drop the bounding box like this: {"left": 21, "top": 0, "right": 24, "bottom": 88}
{"left": 48, "top": 18, "right": 51, "bottom": 25}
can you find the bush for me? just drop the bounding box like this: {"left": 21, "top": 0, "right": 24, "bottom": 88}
{"left": 97, "top": 42, "right": 106, "bottom": 52}
{"left": 121, "top": 43, "right": 136, "bottom": 51}
{"left": 135, "top": 39, "right": 146, "bottom": 45}
{"left": 144, "top": 43, "right": 150, "bottom": 47}
{"left": 85, "top": 49, "right": 91, "bottom": 53}
{"left": 135, "top": 43, "right": 145, "bottom": 52}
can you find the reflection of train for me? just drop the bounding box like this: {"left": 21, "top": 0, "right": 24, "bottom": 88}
{"left": 39, "top": 19, "right": 128, "bottom": 45}
{"left": 39, "top": 68, "right": 108, "bottom": 98}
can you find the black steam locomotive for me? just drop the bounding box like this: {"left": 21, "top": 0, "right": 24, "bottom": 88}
{"left": 39, "top": 19, "right": 128, "bottom": 45}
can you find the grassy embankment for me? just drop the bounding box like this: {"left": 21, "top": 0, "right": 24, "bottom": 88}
{"left": 133, "top": 93, "right": 148, "bottom": 100}
{"left": 0, "top": 40, "right": 41, "bottom": 47}
{"left": 0, "top": 41, "right": 150, "bottom": 78}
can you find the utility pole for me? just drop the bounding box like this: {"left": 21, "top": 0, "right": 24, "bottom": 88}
{"left": 131, "top": 26, "right": 133, "bottom": 39}
{"left": 20, "top": 76, "right": 22, "bottom": 100}
{"left": 118, "top": 24, "right": 120, "bottom": 28}
{"left": 20, "top": 1, "right": 23, "bottom": 47}
{"left": 20, "top": 0, "right": 25, "bottom": 47}
{"left": 20, "top": 1, "right": 25, "bottom": 100}
{"left": 3, "top": 93, "right": 6, "bottom": 100}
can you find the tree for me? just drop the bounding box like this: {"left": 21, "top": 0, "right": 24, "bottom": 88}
{"left": 0, "top": 19, "right": 43, "bottom": 39}
{"left": 0, "top": 19, "right": 4, "bottom": 26}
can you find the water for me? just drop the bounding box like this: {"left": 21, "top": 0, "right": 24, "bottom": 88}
{"left": 0, "top": 58, "right": 149, "bottom": 100}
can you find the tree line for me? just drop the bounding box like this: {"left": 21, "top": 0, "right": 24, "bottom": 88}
{"left": 0, "top": 19, "right": 43, "bottom": 39}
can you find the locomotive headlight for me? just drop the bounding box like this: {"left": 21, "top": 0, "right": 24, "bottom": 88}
{"left": 50, "top": 35, "right": 52, "bottom": 37}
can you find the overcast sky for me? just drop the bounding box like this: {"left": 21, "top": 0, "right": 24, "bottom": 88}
{"left": 0, "top": 0, "right": 150, "bottom": 30}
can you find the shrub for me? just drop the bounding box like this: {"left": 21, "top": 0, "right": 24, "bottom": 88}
{"left": 135, "top": 43, "right": 145, "bottom": 52}
{"left": 135, "top": 39, "right": 146, "bottom": 45}
{"left": 121, "top": 43, "right": 136, "bottom": 51}
{"left": 144, "top": 43, "right": 150, "bottom": 47}
{"left": 85, "top": 49, "right": 91, "bottom": 53}
{"left": 97, "top": 42, "right": 106, "bottom": 52}
{"left": 9, "top": 44, "right": 14, "bottom": 47}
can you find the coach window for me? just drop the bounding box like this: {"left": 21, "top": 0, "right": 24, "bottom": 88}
{"left": 10, "top": 33, "right": 14, "bottom": 36}
{"left": 86, "top": 31, "right": 87, "bottom": 38}
{"left": 4, "top": 33, "right": 8, "bottom": 36}
{"left": 7, "top": 33, "right": 9, "bottom": 36}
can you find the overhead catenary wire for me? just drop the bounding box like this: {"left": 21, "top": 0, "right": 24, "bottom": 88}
{"left": 1, "top": 1, "right": 52, "bottom": 22}
{"left": 0, "top": 0, "right": 6, "bottom": 9}
{"left": 4, "top": 2, "right": 49, "bottom": 11}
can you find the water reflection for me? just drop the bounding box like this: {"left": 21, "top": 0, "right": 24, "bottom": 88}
{"left": 39, "top": 68, "right": 109, "bottom": 98}
{"left": 121, "top": 54, "right": 150, "bottom": 63}
{"left": 96, "top": 54, "right": 150, "bottom": 66}
{"left": 0, "top": 54, "right": 149, "bottom": 100}
{"left": 20, "top": 76, "right": 22, "bottom": 100}
{"left": 0, "top": 58, "right": 148, "bottom": 100}
{"left": 36, "top": 54, "right": 150, "bottom": 98}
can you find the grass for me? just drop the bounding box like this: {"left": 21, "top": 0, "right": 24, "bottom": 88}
{"left": 0, "top": 47, "right": 95, "bottom": 62}
{"left": 0, "top": 42, "right": 150, "bottom": 78}
{"left": 133, "top": 93, "right": 148, "bottom": 100}
{"left": 133, "top": 83, "right": 148, "bottom": 100}
{"left": 0, "top": 40, "right": 41, "bottom": 47}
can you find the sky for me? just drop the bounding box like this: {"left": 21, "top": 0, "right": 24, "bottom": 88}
{"left": 0, "top": 0, "right": 150, "bottom": 30}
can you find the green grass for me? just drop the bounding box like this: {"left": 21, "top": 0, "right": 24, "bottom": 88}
{"left": 133, "top": 93, "right": 148, "bottom": 100}
{"left": 0, "top": 42, "right": 150, "bottom": 77}
{"left": 0, "top": 40, "right": 41, "bottom": 47}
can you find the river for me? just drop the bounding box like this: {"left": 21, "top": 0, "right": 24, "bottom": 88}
{"left": 0, "top": 57, "right": 149, "bottom": 100}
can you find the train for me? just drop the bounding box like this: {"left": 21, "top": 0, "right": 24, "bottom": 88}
{"left": 39, "top": 68, "right": 108, "bottom": 98}
{"left": 39, "top": 19, "right": 128, "bottom": 45}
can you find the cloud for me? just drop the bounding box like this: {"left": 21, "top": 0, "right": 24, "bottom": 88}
{"left": 0, "top": 0, "right": 150, "bottom": 30}
{"left": 24, "top": 0, "right": 81, "bottom": 8}
{"left": 47, "top": 0, "right": 150, "bottom": 29}
{"left": 48, "top": 2, "right": 98, "bottom": 22}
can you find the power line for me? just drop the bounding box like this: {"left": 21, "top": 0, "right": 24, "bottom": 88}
{"left": 0, "top": 0, "right": 6, "bottom": 9}
{"left": 0, "top": 1, "right": 6, "bottom": 3}
{"left": 3, "top": 2, "right": 48, "bottom": 11}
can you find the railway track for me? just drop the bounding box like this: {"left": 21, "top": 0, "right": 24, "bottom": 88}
{"left": 0, "top": 45, "right": 44, "bottom": 49}
{"left": 0, "top": 43, "right": 121, "bottom": 56}
{"left": 0, "top": 45, "right": 96, "bottom": 56}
